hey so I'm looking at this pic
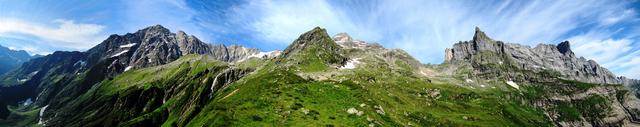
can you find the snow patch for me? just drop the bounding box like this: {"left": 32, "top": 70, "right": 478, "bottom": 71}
{"left": 111, "top": 50, "right": 129, "bottom": 57}
{"left": 236, "top": 50, "right": 282, "bottom": 63}
{"left": 38, "top": 105, "right": 49, "bottom": 125}
{"left": 74, "top": 60, "right": 86, "bottom": 67}
{"left": 340, "top": 58, "right": 361, "bottom": 69}
{"left": 124, "top": 66, "right": 133, "bottom": 71}
{"left": 22, "top": 98, "right": 33, "bottom": 106}
{"left": 28, "top": 71, "right": 39, "bottom": 76}
{"left": 119, "top": 43, "right": 137, "bottom": 48}
{"left": 506, "top": 81, "right": 519, "bottom": 89}
{"left": 16, "top": 70, "right": 38, "bottom": 82}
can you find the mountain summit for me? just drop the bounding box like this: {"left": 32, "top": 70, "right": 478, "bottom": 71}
{"left": 280, "top": 27, "right": 346, "bottom": 72}
{"left": 556, "top": 41, "right": 572, "bottom": 54}
{"left": 472, "top": 26, "right": 494, "bottom": 44}
{"left": 444, "top": 27, "right": 640, "bottom": 126}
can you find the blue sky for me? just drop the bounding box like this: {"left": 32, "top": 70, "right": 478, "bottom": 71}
{"left": 0, "top": 0, "right": 639, "bottom": 79}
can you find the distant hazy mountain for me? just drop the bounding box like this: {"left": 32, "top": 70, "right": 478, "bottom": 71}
{"left": 0, "top": 25, "right": 638, "bottom": 127}
{"left": 0, "top": 45, "right": 37, "bottom": 75}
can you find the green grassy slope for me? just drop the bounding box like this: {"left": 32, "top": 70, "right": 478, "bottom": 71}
{"left": 187, "top": 58, "right": 551, "bottom": 126}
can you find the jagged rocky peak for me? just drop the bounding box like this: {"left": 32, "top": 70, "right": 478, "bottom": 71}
{"left": 445, "top": 27, "right": 638, "bottom": 86}
{"left": 471, "top": 27, "right": 505, "bottom": 54}
{"left": 280, "top": 27, "right": 346, "bottom": 68}
{"left": 556, "top": 41, "right": 572, "bottom": 54}
{"left": 138, "top": 24, "right": 172, "bottom": 35}
{"left": 282, "top": 27, "right": 342, "bottom": 57}
{"left": 80, "top": 24, "right": 272, "bottom": 76}
{"left": 472, "top": 27, "right": 494, "bottom": 44}
{"left": 445, "top": 27, "right": 503, "bottom": 63}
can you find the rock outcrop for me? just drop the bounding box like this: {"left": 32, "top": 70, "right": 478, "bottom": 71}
{"left": 332, "top": 32, "right": 422, "bottom": 68}
{"left": 444, "top": 27, "right": 640, "bottom": 126}
{"left": 445, "top": 27, "right": 639, "bottom": 86}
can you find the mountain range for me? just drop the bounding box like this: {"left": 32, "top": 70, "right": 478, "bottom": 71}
{"left": 0, "top": 45, "right": 38, "bottom": 75}
{"left": 0, "top": 25, "right": 638, "bottom": 127}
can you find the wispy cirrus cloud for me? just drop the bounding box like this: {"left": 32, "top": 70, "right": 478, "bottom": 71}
{"left": 227, "top": 0, "right": 364, "bottom": 45}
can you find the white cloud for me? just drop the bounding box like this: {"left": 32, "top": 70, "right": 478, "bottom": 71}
{"left": 606, "top": 50, "right": 640, "bottom": 79}
{"left": 619, "top": 55, "right": 640, "bottom": 68}
{"left": 599, "top": 9, "right": 636, "bottom": 26}
{"left": 567, "top": 27, "right": 640, "bottom": 79}
{"left": 615, "top": 53, "right": 640, "bottom": 79}
{"left": 230, "top": 0, "right": 363, "bottom": 44}
{"left": 571, "top": 38, "right": 632, "bottom": 66}
{"left": 0, "top": 18, "right": 106, "bottom": 50}
{"left": 14, "top": 46, "right": 41, "bottom": 55}
{"left": 621, "top": 68, "right": 640, "bottom": 79}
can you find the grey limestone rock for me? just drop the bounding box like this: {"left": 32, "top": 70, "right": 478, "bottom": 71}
{"left": 445, "top": 27, "right": 639, "bottom": 87}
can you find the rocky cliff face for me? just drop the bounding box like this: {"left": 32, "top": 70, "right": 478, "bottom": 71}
{"left": 85, "top": 25, "right": 267, "bottom": 76}
{"left": 444, "top": 27, "right": 640, "bottom": 126}
{"left": 445, "top": 27, "right": 639, "bottom": 86}
{"left": 332, "top": 33, "right": 423, "bottom": 73}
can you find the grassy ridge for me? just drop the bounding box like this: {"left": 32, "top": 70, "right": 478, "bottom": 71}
{"left": 185, "top": 60, "right": 552, "bottom": 126}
